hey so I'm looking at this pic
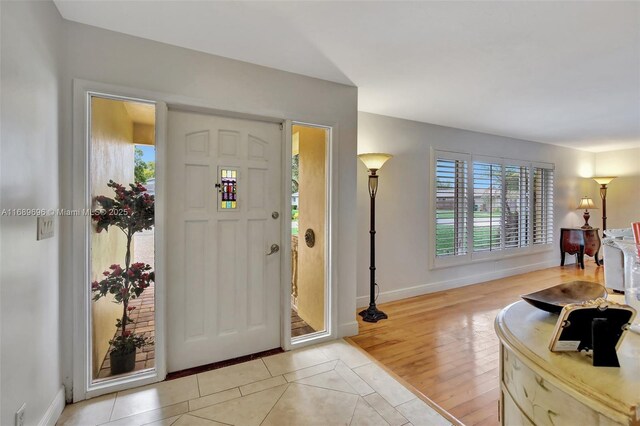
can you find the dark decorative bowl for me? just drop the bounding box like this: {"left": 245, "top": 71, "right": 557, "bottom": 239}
{"left": 521, "top": 281, "right": 607, "bottom": 314}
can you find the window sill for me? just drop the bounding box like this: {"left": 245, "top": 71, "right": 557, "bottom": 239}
{"left": 431, "top": 244, "right": 554, "bottom": 270}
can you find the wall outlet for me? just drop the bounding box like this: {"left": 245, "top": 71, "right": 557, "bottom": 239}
{"left": 37, "top": 215, "right": 54, "bottom": 240}
{"left": 15, "top": 403, "right": 26, "bottom": 426}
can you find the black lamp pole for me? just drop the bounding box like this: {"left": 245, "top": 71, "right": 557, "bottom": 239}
{"left": 359, "top": 169, "right": 388, "bottom": 323}
{"left": 599, "top": 184, "right": 609, "bottom": 232}
{"left": 592, "top": 177, "right": 616, "bottom": 233}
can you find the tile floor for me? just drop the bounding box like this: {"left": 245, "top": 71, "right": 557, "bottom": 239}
{"left": 58, "top": 339, "right": 451, "bottom": 426}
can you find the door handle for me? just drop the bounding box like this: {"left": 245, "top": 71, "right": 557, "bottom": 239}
{"left": 266, "top": 244, "right": 280, "bottom": 256}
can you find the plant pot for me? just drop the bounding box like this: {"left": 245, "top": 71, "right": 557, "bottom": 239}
{"left": 110, "top": 349, "right": 136, "bottom": 375}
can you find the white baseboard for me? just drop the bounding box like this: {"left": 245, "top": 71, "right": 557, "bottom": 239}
{"left": 337, "top": 321, "right": 359, "bottom": 338}
{"left": 39, "top": 386, "right": 65, "bottom": 426}
{"left": 356, "top": 260, "right": 557, "bottom": 308}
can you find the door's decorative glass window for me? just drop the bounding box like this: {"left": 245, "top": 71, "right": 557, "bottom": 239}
{"left": 219, "top": 168, "right": 238, "bottom": 210}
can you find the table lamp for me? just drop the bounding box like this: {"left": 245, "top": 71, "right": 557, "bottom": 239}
{"left": 577, "top": 196, "right": 596, "bottom": 229}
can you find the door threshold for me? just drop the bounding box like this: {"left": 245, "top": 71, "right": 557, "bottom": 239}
{"left": 166, "top": 347, "right": 284, "bottom": 381}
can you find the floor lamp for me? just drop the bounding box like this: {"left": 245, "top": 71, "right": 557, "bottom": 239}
{"left": 592, "top": 177, "right": 616, "bottom": 232}
{"left": 358, "top": 153, "right": 392, "bottom": 323}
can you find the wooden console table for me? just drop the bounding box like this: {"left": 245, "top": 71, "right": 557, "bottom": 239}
{"left": 560, "top": 227, "right": 601, "bottom": 269}
{"left": 495, "top": 297, "right": 639, "bottom": 425}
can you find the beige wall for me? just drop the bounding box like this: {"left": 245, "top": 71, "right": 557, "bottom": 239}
{"left": 595, "top": 147, "right": 640, "bottom": 229}
{"left": 295, "top": 126, "right": 327, "bottom": 332}
{"left": 90, "top": 97, "right": 136, "bottom": 376}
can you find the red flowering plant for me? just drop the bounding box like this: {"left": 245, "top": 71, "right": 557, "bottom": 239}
{"left": 91, "top": 180, "right": 155, "bottom": 356}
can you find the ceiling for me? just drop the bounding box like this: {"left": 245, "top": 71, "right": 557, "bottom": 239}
{"left": 123, "top": 101, "right": 155, "bottom": 126}
{"left": 54, "top": 1, "right": 640, "bottom": 152}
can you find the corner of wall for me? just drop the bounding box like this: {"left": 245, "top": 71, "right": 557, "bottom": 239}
{"left": 593, "top": 147, "right": 640, "bottom": 228}
{"left": 1, "top": 1, "right": 66, "bottom": 424}
{"left": 0, "top": 3, "right": 4, "bottom": 423}
{"left": 37, "top": 387, "right": 65, "bottom": 426}
{"left": 338, "top": 321, "right": 359, "bottom": 338}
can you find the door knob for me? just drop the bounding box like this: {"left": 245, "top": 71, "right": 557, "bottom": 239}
{"left": 266, "top": 244, "right": 280, "bottom": 255}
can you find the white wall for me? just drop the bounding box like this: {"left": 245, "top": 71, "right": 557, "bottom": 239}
{"left": 594, "top": 147, "right": 640, "bottom": 229}
{"left": 356, "top": 112, "right": 596, "bottom": 306}
{"left": 58, "top": 18, "right": 358, "bottom": 396}
{"left": 0, "top": 1, "right": 65, "bottom": 425}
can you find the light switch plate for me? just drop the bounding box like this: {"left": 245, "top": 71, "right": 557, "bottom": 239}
{"left": 37, "top": 215, "right": 54, "bottom": 240}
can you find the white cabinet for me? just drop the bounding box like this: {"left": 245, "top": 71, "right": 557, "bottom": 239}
{"left": 495, "top": 298, "right": 639, "bottom": 426}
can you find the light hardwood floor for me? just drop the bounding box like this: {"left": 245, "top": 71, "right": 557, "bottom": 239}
{"left": 350, "top": 260, "right": 605, "bottom": 426}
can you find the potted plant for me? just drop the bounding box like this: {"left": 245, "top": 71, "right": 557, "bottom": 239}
{"left": 91, "top": 180, "right": 155, "bottom": 375}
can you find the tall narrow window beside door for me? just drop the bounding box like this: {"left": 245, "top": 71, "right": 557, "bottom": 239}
{"left": 90, "top": 96, "right": 157, "bottom": 383}
{"left": 290, "top": 124, "right": 329, "bottom": 340}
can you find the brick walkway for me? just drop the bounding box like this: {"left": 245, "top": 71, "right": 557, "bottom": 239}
{"left": 97, "top": 230, "right": 155, "bottom": 379}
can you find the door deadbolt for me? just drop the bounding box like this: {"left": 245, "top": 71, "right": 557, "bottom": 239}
{"left": 272, "top": 211, "right": 279, "bottom": 219}
{"left": 305, "top": 229, "right": 316, "bottom": 248}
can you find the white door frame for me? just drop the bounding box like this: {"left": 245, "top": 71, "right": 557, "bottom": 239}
{"left": 282, "top": 121, "right": 338, "bottom": 351}
{"left": 71, "top": 79, "right": 339, "bottom": 400}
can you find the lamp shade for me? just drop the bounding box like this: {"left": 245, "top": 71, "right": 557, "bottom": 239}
{"left": 358, "top": 153, "right": 392, "bottom": 171}
{"left": 593, "top": 176, "right": 616, "bottom": 185}
{"left": 577, "top": 197, "right": 596, "bottom": 210}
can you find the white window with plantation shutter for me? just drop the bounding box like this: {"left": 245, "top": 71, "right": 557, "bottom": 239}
{"left": 431, "top": 150, "right": 554, "bottom": 268}
{"left": 433, "top": 151, "right": 470, "bottom": 266}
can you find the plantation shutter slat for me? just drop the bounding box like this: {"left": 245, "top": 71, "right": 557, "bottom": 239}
{"left": 473, "top": 161, "right": 502, "bottom": 252}
{"left": 504, "top": 164, "right": 530, "bottom": 248}
{"left": 435, "top": 157, "right": 468, "bottom": 257}
{"left": 533, "top": 167, "right": 554, "bottom": 244}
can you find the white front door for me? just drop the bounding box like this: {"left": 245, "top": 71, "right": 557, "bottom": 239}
{"left": 166, "top": 110, "right": 282, "bottom": 372}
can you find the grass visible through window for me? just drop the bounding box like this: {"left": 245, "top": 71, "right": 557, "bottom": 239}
{"left": 436, "top": 210, "right": 501, "bottom": 255}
